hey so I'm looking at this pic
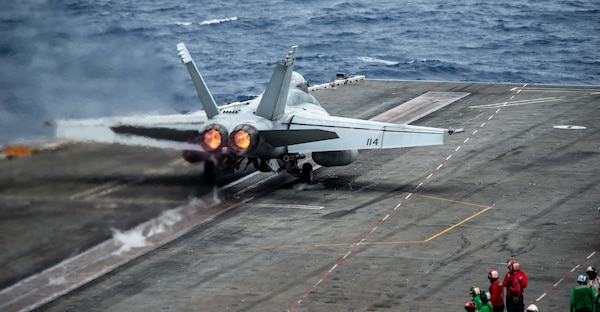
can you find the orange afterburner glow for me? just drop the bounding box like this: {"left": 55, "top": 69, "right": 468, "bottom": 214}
{"left": 202, "top": 129, "right": 222, "bottom": 151}
{"left": 232, "top": 130, "right": 251, "bottom": 150}
{"left": 228, "top": 124, "right": 259, "bottom": 155}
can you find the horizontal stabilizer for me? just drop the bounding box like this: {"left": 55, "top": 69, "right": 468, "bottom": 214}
{"left": 287, "top": 115, "right": 446, "bottom": 153}
{"left": 110, "top": 126, "right": 200, "bottom": 142}
{"left": 259, "top": 129, "right": 338, "bottom": 147}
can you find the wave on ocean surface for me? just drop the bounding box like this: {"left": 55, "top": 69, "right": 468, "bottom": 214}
{"left": 0, "top": 0, "right": 598, "bottom": 145}
{"left": 173, "top": 16, "right": 238, "bottom": 27}
{"left": 357, "top": 57, "right": 399, "bottom": 66}
{"left": 199, "top": 16, "right": 238, "bottom": 26}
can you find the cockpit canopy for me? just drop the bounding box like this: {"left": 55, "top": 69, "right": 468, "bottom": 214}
{"left": 290, "top": 71, "right": 309, "bottom": 92}
{"left": 287, "top": 72, "right": 320, "bottom": 107}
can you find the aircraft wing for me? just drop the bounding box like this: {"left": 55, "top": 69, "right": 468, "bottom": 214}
{"left": 54, "top": 113, "right": 209, "bottom": 151}
{"left": 285, "top": 115, "right": 447, "bottom": 153}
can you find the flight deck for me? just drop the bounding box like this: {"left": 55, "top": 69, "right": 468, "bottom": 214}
{"left": 1, "top": 79, "right": 599, "bottom": 311}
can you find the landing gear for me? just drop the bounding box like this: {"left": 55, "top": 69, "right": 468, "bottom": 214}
{"left": 203, "top": 161, "right": 216, "bottom": 184}
{"left": 300, "top": 162, "right": 313, "bottom": 184}
{"left": 201, "top": 154, "right": 244, "bottom": 183}
{"left": 282, "top": 153, "right": 314, "bottom": 184}
{"left": 252, "top": 158, "right": 271, "bottom": 172}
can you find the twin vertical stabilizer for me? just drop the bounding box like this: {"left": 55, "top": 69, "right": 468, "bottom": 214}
{"left": 254, "top": 45, "right": 298, "bottom": 121}
{"left": 177, "top": 43, "right": 220, "bottom": 119}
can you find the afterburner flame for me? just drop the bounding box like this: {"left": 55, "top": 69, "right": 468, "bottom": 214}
{"left": 232, "top": 130, "right": 251, "bottom": 150}
{"left": 228, "top": 124, "right": 259, "bottom": 155}
{"left": 202, "top": 129, "right": 222, "bottom": 151}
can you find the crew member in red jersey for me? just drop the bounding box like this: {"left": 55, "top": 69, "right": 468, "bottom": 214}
{"left": 503, "top": 260, "right": 528, "bottom": 312}
{"left": 489, "top": 269, "right": 505, "bottom": 312}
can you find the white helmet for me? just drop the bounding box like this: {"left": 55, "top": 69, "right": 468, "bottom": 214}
{"left": 526, "top": 304, "right": 538, "bottom": 312}
{"left": 480, "top": 291, "right": 491, "bottom": 302}
{"left": 577, "top": 274, "right": 588, "bottom": 283}
{"left": 488, "top": 269, "right": 499, "bottom": 280}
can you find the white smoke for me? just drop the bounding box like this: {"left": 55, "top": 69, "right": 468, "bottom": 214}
{"left": 112, "top": 228, "right": 149, "bottom": 255}
{"left": 48, "top": 264, "right": 67, "bottom": 286}
{"left": 293, "top": 182, "right": 325, "bottom": 191}
{"left": 211, "top": 186, "right": 221, "bottom": 205}
{"left": 110, "top": 196, "right": 219, "bottom": 256}
{"left": 146, "top": 209, "right": 184, "bottom": 237}
{"left": 0, "top": 1, "right": 190, "bottom": 145}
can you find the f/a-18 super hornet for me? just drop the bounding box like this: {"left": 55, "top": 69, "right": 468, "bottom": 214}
{"left": 56, "top": 43, "right": 449, "bottom": 183}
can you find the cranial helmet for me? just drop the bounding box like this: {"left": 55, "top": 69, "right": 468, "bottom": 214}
{"left": 488, "top": 269, "right": 499, "bottom": 280}
{"left": 508, "top": 259, "right": 520, "bottom": 271}
{"left": 586, "top": 266, "right": 598, "bottom": 279}
{"left": 526, "top": 304, "right": 539, "bottom": 312}
{"left": 480, "top": 291, "right": 491, "bottom": 302}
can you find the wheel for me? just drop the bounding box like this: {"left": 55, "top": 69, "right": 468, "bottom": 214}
{"left": 300, "top": 162, "right": 313, "bottom": 184}
{"left": 253, "top": 158, "right": 270, "bottom": 172}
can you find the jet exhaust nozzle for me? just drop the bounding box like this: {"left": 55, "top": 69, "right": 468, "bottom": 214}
{"left": 228, "top": 124, "right": 260, "bottom": 155}
{"left": 199, "top": 124, "right": 228, "bottom": 151}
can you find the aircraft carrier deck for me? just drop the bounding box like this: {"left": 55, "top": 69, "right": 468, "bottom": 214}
{"left": 1, "top": 79, "right": 599, "bottom": 311}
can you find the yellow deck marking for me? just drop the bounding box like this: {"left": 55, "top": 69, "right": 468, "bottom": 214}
{"left": 158, "top": 195, "right": 492, "bottom": 255}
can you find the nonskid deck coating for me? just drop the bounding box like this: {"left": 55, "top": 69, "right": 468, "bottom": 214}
{"left": 0, "top": 80, "right": 598, "bottom": 311}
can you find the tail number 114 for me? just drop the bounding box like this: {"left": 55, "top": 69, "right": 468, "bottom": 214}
{"left": 366, "top": 138, "right": 379, "bottom": 146}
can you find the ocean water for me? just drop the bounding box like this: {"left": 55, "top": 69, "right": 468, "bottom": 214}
{"left": 1, "top": 0, "right": 598, "bottom": 145}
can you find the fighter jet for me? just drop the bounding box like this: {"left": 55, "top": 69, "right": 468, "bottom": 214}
{"left": 56, "top": 43, "right": 448, "bottom": 183}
